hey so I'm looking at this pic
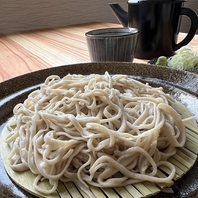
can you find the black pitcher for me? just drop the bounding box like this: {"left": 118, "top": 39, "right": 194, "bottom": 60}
{"left": 109, "top": 0, "right": 198, "bottom": 59}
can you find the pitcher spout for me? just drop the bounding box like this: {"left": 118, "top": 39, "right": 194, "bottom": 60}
{"left": 109, "top": 3, "right": 128, "bottom": 27}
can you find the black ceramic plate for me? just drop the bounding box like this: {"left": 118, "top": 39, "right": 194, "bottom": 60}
{"left": 148, "top": 57, "right": 198, "bottom": 73}
{"left": 0, "top": 62, "right": 198, "bottom": 198}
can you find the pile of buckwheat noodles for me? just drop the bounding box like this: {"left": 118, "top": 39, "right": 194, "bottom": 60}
{"left": 5, "top": 72, "right": 186, "bottom": 197}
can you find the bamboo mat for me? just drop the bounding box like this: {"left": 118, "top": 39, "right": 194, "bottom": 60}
{"left": 0, "top": 101, "right": 198, "bottom": 198}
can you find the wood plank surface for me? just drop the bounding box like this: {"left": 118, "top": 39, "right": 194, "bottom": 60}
{"left": 0, "top": 22, "right": 197, "bottom": 83}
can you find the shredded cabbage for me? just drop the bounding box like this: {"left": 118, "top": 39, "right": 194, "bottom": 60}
{"left": 167, "top": 46, "right": 198, "bottom": 71}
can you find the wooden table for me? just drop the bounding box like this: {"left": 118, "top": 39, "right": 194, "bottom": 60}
{"left": 0, "top": 22, "right": 197, "bottom": 82}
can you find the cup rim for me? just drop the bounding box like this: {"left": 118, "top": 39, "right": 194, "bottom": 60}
{"left": 85, "top": 27, "right": 139, "bottom": 38}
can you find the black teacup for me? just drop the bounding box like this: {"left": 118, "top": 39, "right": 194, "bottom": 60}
{"left": 85, "top": 28, "right": 138, "bottom": 62}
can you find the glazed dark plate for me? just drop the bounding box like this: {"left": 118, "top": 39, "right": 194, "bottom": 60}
{"left": 0, "top": 62, "right": 198, "bottom": 198}
{"left": 148, "top": 57, "right": 198, "bottom": 73}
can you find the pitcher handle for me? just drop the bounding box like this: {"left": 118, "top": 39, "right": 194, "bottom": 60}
{"left": 174, "top": 7, "right": 198, "bottom": 51}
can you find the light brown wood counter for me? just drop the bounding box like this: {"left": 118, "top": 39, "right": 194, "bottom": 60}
{"left": 0, "top": 22, "right": 197, "bottom": 82}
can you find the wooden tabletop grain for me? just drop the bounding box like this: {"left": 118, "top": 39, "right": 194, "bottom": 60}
{"left": 0, "top": 22, "right": 197, "bottom": 82}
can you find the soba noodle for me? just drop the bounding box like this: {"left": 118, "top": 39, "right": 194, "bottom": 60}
{"left": 5, "top": 72, "right": 186, "bottom": 197}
